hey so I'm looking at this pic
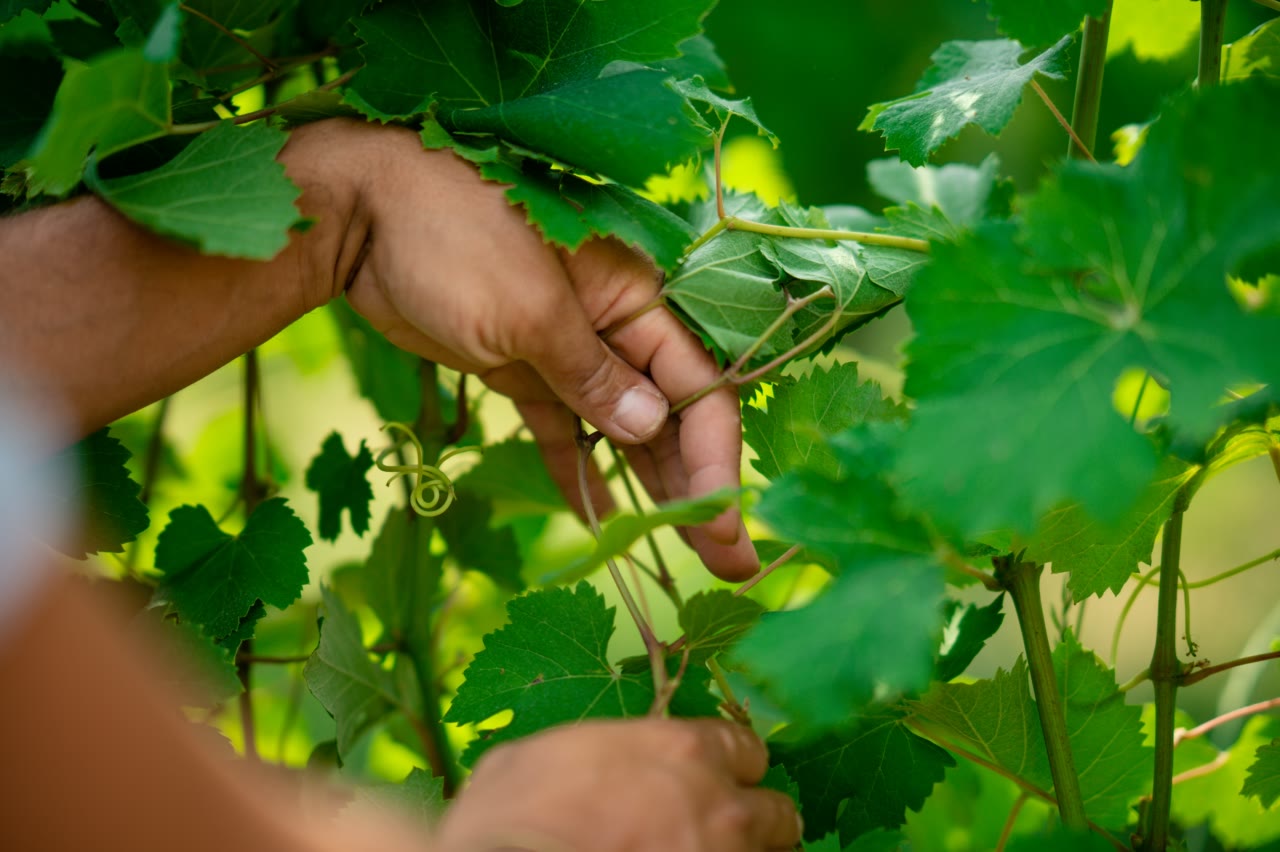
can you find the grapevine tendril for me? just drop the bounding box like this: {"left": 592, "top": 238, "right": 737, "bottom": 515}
{"left": 375, "top": 422, "right": 479, "bottom": 517}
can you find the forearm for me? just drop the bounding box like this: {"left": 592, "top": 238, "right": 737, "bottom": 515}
{"left": 0, "top": 120, "right": 371, "bottom": 436}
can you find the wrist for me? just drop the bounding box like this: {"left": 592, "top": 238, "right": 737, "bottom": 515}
{"left": 276, "top": 118, "right": 380, "bottom": 311}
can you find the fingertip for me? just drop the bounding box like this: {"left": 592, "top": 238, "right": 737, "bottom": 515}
{"left": 689, "top": 527, "right": 760, "bottom": 582}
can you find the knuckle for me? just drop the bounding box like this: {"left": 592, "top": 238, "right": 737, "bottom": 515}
{"left": 708, "top": 798, "right": 754, "bottom": 840}
{"left": 662, "top": 724, "right": 710, "bottom": 763}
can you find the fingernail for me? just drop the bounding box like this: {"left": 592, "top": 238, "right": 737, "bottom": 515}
{"left": 613, "top": 387, "right": 668, "bottom": 440}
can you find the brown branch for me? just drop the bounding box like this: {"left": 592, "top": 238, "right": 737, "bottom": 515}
{"left": 995, "top": 793, "right": 1029, "bottom": 852}
{"left": 1180, "top": 650, "right": 1280, "bottom": 687}
{"left": 1031, "top": 79, "right": 1096, "bottom": 162}
{"left": 1174, "top": 697, "right": 1280, "bottom": 744}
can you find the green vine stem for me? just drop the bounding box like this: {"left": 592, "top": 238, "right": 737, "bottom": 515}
{"left": 406, "top": 359, "right": 460, "bottom": 796}
{"left": 607, "top": 441, "right": 681, "bottom": 608}
{"left": 993, "top": 556, "right": 1089, "bottom": 831}
{"left": 685, "top": 216, "right": 931, "bottom": 257}
{"left": 1143, "top": 491, "right": 1190, "bottom": 852}
{"left": 168, "top": 68, "right": 360, "bottom": 134}
{"left": 237, "top": 349, "right": 263, "bottom": 761}
{"left": 1110, "top": 547, "right": 1280, "bottom": 665}
{"left": 1068, "top": 0, "right": 1113, "bottom": 160}
{"left": 994, "top": 792, "right": 1029, "bottom": 852}
{"left": 1198, "top": 0, "right": 1229, "bottom": 88}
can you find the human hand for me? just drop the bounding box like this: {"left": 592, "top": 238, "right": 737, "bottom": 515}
{"left": 329, "top": 121, "right": 757, "bottom": 580}
{"left": 434, "top": 719, "right": 802, "bottom": 852}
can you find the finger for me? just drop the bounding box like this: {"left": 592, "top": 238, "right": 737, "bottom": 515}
{"left": 514, "top": 281, "right": 670, "bottom": 445}
{"left": 513, "top": 398, "right": 615, "bottom": 522}
{"left": 737, "top": 788, "right": 804, "bottom": 850}
{"left": 649, "top": 719, "right": 769, "bottom": 785}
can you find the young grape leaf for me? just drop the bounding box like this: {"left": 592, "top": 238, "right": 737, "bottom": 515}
{"left": 1004, "top": 828, "right": 1114, "bottom": 852}
{"left": 329, "top": 300, "right": 422, "bottom": 424}
{"left": 860, "top": 36, "right": 1071, "bottom": 166}
{"left": 304, "top": 586, "right": 399, "bottom": 755}
{"left": 671, "top": 75, "right": 777, "bottom": 143}
{"left": 479, "top": 161, "right": 697, "bottom": 270}
{"left": 445, "top": 581, "right": 718, "bottom": 765}
{"left": 555, "top": 488, "right": 737, "bottom": 580}
{"left": 304, "top": 431, "right": 375, "bottom": 543}
{"left": 24, "top": 46, "right": 170, "bottom": 195}
{"left": 677, "top": 590, "right": 764, "bottom": 663}
{"left": 1224, "top": 18, "right": 1280, "bottom": 83}
{"left": 216, "top": 599, "right": 265, "bottom": 657}
{"left": 452, "top": 438, "right": 566, "bottom": 518}
{"left": 437, "top": 494, "right": 524, "bottom": 591}
{"left": 44, "top": 427, "right": 149, "bottom": 558}
{"left": 742, "top": 362, "right": 904, "bottom": 481}
{"left": 1243, "top": 739, "right": 1280, "bottom": 810}
{"left": 1025, "top": 459, "right": 1196, "bottom": 600}
{"left": 658, "top": 34, "right": 731, "bottom": 91}
{"left": 363, "top": 507, "right": 441, "bottom": 648}
{"left": 761, "top": 763, "right": 800, "bottom": 808}
{"left": 985, "top": 0, "right": 1105, "bottom": 47}
{"left": 155, "top": 498, "right": 311, "bottom": 639}
{"left": 866, "top": 154, "right": 1010, "bottom": 228}
{"left": 665, "top": 230, "right": 790, "bottom": 360}
{"left": 151, "top": 611, "right": 243, "bottom": 704}
{"left": 935, "top": 594, "right": 1005, "bottom": 682}
{"left": 771, "top": 712, "right": 954, "bottom": 843}
{"left": 87, "top": 122, "right": 303, "bottom": 260}
{"left": 1174, "top": 716, "right": 1280, "bottom": 846}
{"left": 351, "top": 0, "right": 712, "bottom": 185}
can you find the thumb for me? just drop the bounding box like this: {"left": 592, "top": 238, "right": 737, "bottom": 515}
{"left": 523, "top": 311, "right": 669, "bottom": 444}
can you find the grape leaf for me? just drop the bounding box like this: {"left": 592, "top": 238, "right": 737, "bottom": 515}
{"left": 329, "top": 300, "right": 422, "bottom": 424}
{"left": 742, "top": 362, "right": 904, "bottom": 481}
{"left": 437, "top": 494, "right": 525, "bottom": 591}
{"left": 1025, "top": 460, "right": 1196, "bottom": 600}
{"left": 1224, "top": 18, "right": 1280, "bottom": 83}
{"left": 300, "top": 0, "right": 374, "bottom": 42}
{"left": 445, "top": 581, "right": 718, "bottom": 765}
{"left": 304, "top": 431, "right": 375, "bottom": 543}
{"left": 671, "top": 75, "right": 776, "bottom": 143}
{"left": 556, "top": 488, "right": 737, "bottom": 580}
{"left": 1243, "top": 739, "right": 1280, "bottom": 810}
{"left": 761, "top": 763, "right": 800, "bottom": 808}
{"left": 860, "top": 36, "right": 1071, "bottom": 166}
{"left": 1005, "top": 828, "right": 1113, "bottom": 852}
{"left": 866, "top": 154, "right": 1010, "bottom": 228}
{"left": 24, "top": 46, "right": 170, "bottom": 195}
{"left": 479, "top": 160, "right": 697, "bottom": 270}
{"left": 772, "top": 712, "right": 954, "bottom": 843}
{"left": 1174, "top": 716, "right": 1280, "bottom": 847}
{"left": 153, "top": 613, "right": 243, "bottom": 704}
{"left": 935, "top": 594, "right": 1005, "bottom": 682}
{"left": 912, "top": 634, "right": 1151, "bottom": 827}
{"left": 1051, "top": 632, "right": 1150, "bottom": 826}
{"left": 658, "top": 34, "right": 730, "bottom": 90}
{"left": 363, "top": 507, "right": 441, "bottom": 648}
{"left": 453, "top": 438, "right": 565, "bottom": 517}
{"left": 305, "top": 586, "right": 399, "bottom": 755}
{"left": 87, "top": 122, "right": 303, "bottom": 260}
{"left": 665, "top": 230, "right": 789, "bottom": 361}
{"left": 899, "top": 81, "right": 1280, "bottom": 535}
{"left": 45, "top": 427, "right": 150, "bottom": 558}
{"left": 911, "top": 658, "right": 1050, "bottom": 783}
{"left": 155, "top": 498, "right": 311, "bottom": 639}
{"left": 985, "top": 0, "right": 1105, "bottom": 47}
{"left": 677, "top": 590, "right": 764, "bottom": 663}
{"left": 743, "top": 427, "right": 943, "bottom": 727}
{"left": 351, "top": 0, "right": 712, "bottom": 185}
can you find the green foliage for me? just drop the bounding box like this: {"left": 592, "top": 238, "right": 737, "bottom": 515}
{"left": 676, "top": 590, "right": 763, "bottom": 663}
{"left": 742, "top": 362, "right": 903, "bottom": 481}
{"left": 44, "top": 427, "right": 149, "bottom": 557}
{"left": 88, "top": 122, "right": 303, "bottom": 260}
{"left": 304, "top": 431, "right": 375, "bottom": 543}
{"left": 1174, "top": 716, "right": 1280, "bottom": 847}
{"left": 935, "top": 595, "right": 1005, "bottom": 683}
{"left": 1244, "top": 738, "right": 1280, "bottom": 810}
{"left": 861, "top": 37, "right": 1071, "bottom": 166}
{"left": 1224, "top": 18, "right": 1280, "bottom": 83}
{"left": 155, "top": 498, "right": 311, "bottom": 639}
{"left": 773, "top": 712, "right": 954, "bottom": 843}
{"left": 445, "top": 582, "right": 717, "bottom": 765}
{"left": 305, "top": 586, "right": 398, "bottom": 755}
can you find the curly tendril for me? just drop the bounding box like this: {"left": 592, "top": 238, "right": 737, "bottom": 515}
{"left": 375, "top": 422, "right": 479, "bottom": 517}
